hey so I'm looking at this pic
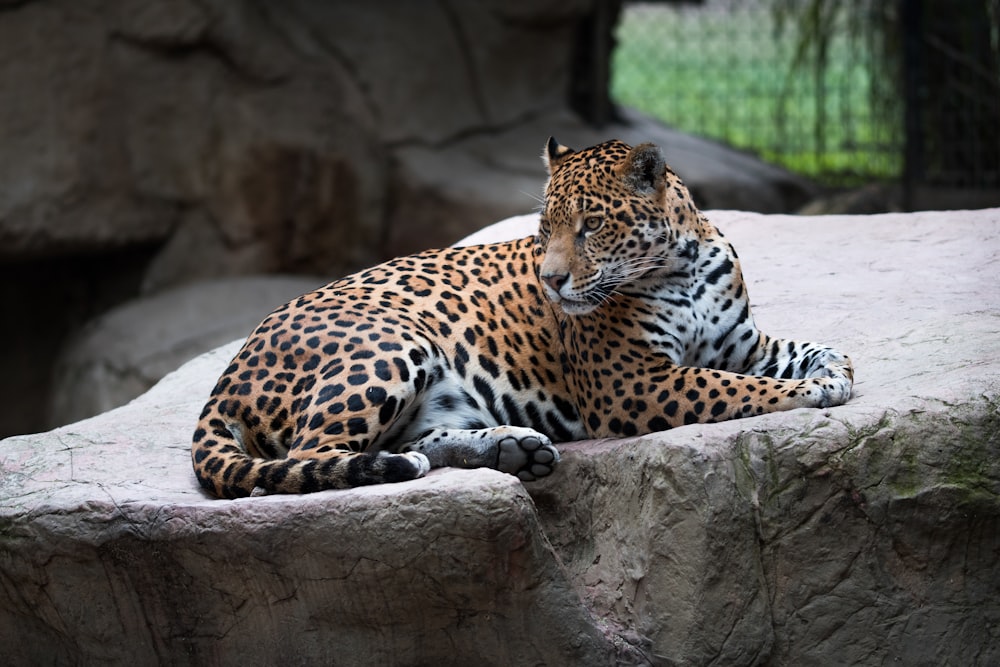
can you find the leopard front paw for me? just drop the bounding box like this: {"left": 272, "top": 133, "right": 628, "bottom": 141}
{"left": 805, "top": 349, "right": 853, "bottom": 407}
{"left": 496, "top": 429, "right": 560, "bottom": 481}
{"left": 797, "top": 375, "right": 852, "bottom": 408}
{"left": 817, "top": 349, "right": 854, "bottom": 383}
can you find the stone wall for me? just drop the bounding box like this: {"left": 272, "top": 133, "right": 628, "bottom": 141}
{"left": 2, "top": 209, "right": 997, "bottom": 665}
{"left": 1, "top": 0, "right": 578, "bottom": 272}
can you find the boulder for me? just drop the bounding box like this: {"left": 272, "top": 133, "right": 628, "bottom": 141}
{"left": 386, "top": 108, "right": 818, "bottom": 255}
{"left": 47, "top": 275, "right": 326, "bottom": 428}
{"left": 2, "top": 209, "right": 998, "bottom": 665}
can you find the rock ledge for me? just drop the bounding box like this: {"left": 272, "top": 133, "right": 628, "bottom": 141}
{"left": 2, "top": 209, "right": 999, "bottom": 665}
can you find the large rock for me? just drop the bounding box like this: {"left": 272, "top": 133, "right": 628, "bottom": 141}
{"left": 47, "top": 275, "right": 326, "bottom": 428}
{"left": 0, "top": 0, "right": 583, "bottom": 278}
{"left": 3, "top": 209, "right": 997, "bottom": 665}
{"left": 386, "top": 108, "right": 816, "bottom": 256}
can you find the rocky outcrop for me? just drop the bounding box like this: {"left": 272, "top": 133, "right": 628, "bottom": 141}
{"left": 3, "top": 209, "right": 997, "bottom": 666}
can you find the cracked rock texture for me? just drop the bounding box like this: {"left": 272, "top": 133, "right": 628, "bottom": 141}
{"left": 2, "top": 209, "right": 999, "bottom": 665}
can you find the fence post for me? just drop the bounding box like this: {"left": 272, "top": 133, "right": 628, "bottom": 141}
{"left": 901, "top": 0, "right": 925, "bottom": 211}
{"left": 570, "top": 0, "right": 622, "bottom": 127}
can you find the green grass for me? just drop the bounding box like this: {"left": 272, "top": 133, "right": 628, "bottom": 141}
{"left": 611, "top": 3, "right": 902, "bottom": 185}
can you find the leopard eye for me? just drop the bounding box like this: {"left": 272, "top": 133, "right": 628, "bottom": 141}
{"left": 583, "top": 216, "right": 604, "bottom": 233}
{"left": 539, "top": 218, "right": 552, "bottom": 236}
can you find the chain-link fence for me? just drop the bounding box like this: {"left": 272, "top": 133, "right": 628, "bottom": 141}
{"left": 611, "top": 0, "right": 1000, "bottom": 198}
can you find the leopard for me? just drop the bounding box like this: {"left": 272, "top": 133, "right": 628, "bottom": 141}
{"left": 192, "top": 138, "right": 854, "bottom": 499}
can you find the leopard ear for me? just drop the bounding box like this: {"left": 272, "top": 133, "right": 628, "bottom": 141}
{"left": 620, "top": 142, "right": 667, "bottom": 195}
{"left": 543, "top": 136, "right": 575, "bottom": 175}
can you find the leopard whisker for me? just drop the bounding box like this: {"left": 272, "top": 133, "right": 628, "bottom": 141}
{"left": 518, "top": 190, "right": 545, "bottom": 206}
{"left": 605, "top": 256, "right": 672, "bottom": 284}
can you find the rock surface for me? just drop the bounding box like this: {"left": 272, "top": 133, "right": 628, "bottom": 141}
{"left": 384, "top": 107, "right": 817, "bottom": 257}
{"left": 2, "top": 209, "right": 998, "bottom": 665}
{"left": 47, "top": 275, "right": 326, "bottom": 428}
{"left": 0, "top": 0, "right": 809, "bottom": 277}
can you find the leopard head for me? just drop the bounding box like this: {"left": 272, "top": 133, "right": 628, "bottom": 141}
{"left": 536, "top": 137, "right": 695, "bottom": 316}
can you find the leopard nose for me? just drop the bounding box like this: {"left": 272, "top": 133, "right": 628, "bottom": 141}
{"left": 541, "top": 272, "right": 569, "bottom": 293}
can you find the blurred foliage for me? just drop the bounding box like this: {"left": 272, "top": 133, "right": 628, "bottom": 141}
{"left": 614, "top": 0, "right": 1000, "bottom": 188}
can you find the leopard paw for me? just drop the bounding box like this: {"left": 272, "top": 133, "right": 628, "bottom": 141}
{"left": 796, "top": 375, "right": 852, "bottom": 409}
{"left": 496, "top": 429, "right": 560, "bottom": 481}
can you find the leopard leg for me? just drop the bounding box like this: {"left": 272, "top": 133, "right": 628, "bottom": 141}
{"left": 584, "top": 361, "right": 855, "bottom": 438}
{"left": 195, "top": 422, "right": 432, "bottom": 498}
{"left": 243, "top": 446, "right": 431, "bottom": 497}
{"left": 686, "top": 367, "right": 848, "bottom": 421}
{"left": 736, "top": 335, "right": 854, "bottom": 409}
{"left": 406, "top": 426, "right": 560, "bottom": 481}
